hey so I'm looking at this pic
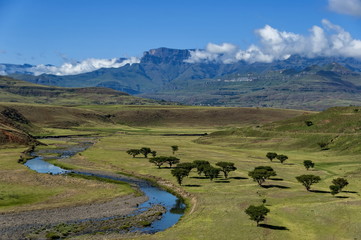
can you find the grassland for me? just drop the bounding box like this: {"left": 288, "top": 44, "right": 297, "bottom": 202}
{"left": 3, "top": 103, "right": 361, "bottom": 239}
{"left": 52, "top": 116, "right": 361, "bottom": 239}
{"left": 0, "top": 138, "right": 135, "bottom": 213}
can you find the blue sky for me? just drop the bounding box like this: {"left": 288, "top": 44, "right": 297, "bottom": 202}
{"left": 0, "top": 0, "right": 360, "bottom": 66}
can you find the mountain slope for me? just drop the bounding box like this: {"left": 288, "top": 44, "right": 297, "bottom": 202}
{"left": 0, "top": 76, "right": 165, "bottom": 105}
{"left": 4, "top": 48, "right": 361, "bottom": 110}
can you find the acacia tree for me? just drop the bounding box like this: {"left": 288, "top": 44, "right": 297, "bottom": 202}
{"left": 126, "top": 149, "right": 140, "bottom": 158}
{"left": 171, "top": 168, "right": 189, "bottom": 185}
{"left": 266, "top": 152, "right": 278, "bottom": 162}
{"left": 151, "top": 151, "right": 157, "bottom": 157}
{"left": 245, "top": 204, "right": 270, "bottom": 226}
{"left": 165, "top": 156, "right": 180, "bottom": 168}
{"left": 204, "top": 166, "right": 221, "bottom": 181}
{"left": 329, "top": 185, "right": 341, "bottom": 196}
{"left": 303, "top": 160, "right": 315, "bottom": 170}
{"left": 332, "top": 177, "right": 349, "bottom": 191}
{"left": 215, "top": 162, "right": 237, "bottom": 179}
{"left": 276, "top": 154, "right": 288, "bottom": 164}
{"left": 295, "top": 175, "right": 321, "bottom": 191}
{"left": 193, "top": 160, "right": 210, "bottom": 176}
{"left": 176, "top": 162, "right": 195, "bottom": 175}
{"left": 248, "top": 166, "right": 277, "bottom": 186}
{"left": 149, "top": 157, "right": 167, "bottom": 169}
{"left": 140, "top": 147, "right": 152, "bottom": 158}
{"left": 171, "top": 145, "right": 179, "bottom": 155}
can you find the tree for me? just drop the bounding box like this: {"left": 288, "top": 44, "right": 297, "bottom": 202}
{"left": 276, "top": 154, "right": 288, "bottom": 164}
{"left": 266, "top": 152, "right": 278, "bottom": 162}
{"left": 150, "top": 151, "right": 157, "bottom": 157}
{"left": 126, "top": 149, "right": 140, "bottom": 158}
{"left": 295, "top": 175, "right": 321, "bottom": 191}
{"left": 171, "top": 168, "right": 189, "bottom": 185}
{"left": 193, "top": 160, "right": 210, "bottom": 175}
{"left": 303, "top": 160, "right": 314, "bottom": 170}
{"left": 245, "top": 204, "right": 270, "bottom": 226}
{"left": 176, "top": 162, "right": 195, "bottom": 175}
{"left": 204, "top": 166, "right": 221, "bottom": 181}
{"left": 165, "top": 156, "right": 180, "bottom": 168}
{"left": 248, "top": 166, "right": 277, "bottom": 186}
{"left": 171, "top": 145, "right": 179, "bottom": 155}
{"left": 215, "top": 161, "right": 237, "bottom": 179}
{"left": 140, "top": 147, "right": 152, "bottom": 158}
{"left": 332, "top": 177, "right": 349, "bottom": 191}
{"left": 149, "top": 157, "right": 167, "bottom": 169}
{"left": 329, "top": 185, "right": 341, "bottom": 196}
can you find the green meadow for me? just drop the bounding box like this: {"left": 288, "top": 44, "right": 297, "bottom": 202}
{"left": 2, "top": 104, "right": 361, "bottom": 239}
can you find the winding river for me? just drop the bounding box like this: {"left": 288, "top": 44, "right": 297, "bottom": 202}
{"left": 24, "top": 138, "right": 186, "bottom": 234}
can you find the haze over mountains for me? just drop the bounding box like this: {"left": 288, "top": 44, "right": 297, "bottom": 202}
{"left": 1, "top": 47, "right": 361, "bottom": 110}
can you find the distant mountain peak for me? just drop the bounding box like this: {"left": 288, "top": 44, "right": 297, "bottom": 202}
{"left": 141, "top": 47, "right": 192, "bottom": 64}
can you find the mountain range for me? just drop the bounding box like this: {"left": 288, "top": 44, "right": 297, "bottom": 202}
{"left": 2, "top": 47, "right": 361, "bottom": 110}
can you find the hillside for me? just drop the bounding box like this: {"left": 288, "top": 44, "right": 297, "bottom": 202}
{"left": 199, "top": 106, "right": 361, "bottom": 154}
{"left": 6, "top": 48, "right": 361, "bottom": 110}
{"left": 0, "top": 76, "right": 164, "bottom": 105}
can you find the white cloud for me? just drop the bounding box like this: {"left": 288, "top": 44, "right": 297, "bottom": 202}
{"left": 329, "top": 0, "right": 361, "bottom": 17}
{"left": 186, "top": 20, "right": 361, "bottom": 64}
{"left": 30, "top": 57, "right": 140, "bottom": 76}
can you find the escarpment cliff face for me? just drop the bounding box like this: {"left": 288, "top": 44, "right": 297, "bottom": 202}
{"left": 0, "top": 107, "right": 40, "bottom": 146}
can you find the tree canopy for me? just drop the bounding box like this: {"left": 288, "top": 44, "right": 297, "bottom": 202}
{"left": 204, "top": 166, "right": 221, "bottom": 181}
{"left": 126, "top": 149, "right": 140, "bottom": 158}
{"left": 248, "top": 166, "right": 277, "bottom": 186}
{"left": 215, "top": 161, "right": 237, "bottom": 179}
{"left": 303, "top": 160, "right": 314, "bottom": 170}
{"left": 266, "top": 152, "right": 278, "bottom": 162}
{"left": 193, "top": 160, "right": 210, "bottom": 176}
{"left": 276, "top": 154, "right": 288, "bottom": 164}
{"left": 245, "top": 204, "right": 270, "bottom": 226}
{"left": 140, "top": 147, "right": 152, "bottom": 158}
{"left": 171, "top": 145, "right": 179, "bottom": 155}
{"left": 171, "top": 168, "right": 189, "bottom": 185}
{"left": 295, "top": 174, "right": 321, "bottom": 191}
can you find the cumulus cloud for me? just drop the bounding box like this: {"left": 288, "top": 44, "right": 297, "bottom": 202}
{"left": 186, "top": 20, "right": 361, "bottom": 64}
{"left": 30, "top": 57, "right": 140, "bottom": 76}
{"left": 328, "top": 0, "right": 361, "bottom": 17}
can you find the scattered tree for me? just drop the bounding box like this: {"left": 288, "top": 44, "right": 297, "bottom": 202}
{"left": 276, "top": 154, "right": 288, "bottom": 164}
{"left": 204, "top": 166, "right": 221, "bottom": 181}
{"left": 303, "top": 160, "right": 315, "bottom": 170}
{"left": 295, "top": 175, "right": 321, "bottom": 191}
{"left": 171, "top": 145, "right": 179, "bottom": 155}
{"left": 193, "top": 160, "right": 210, "bottom": 175}
{"left": 245, "top": 204, "right": 270, "bottom": 226}
{"left": 248, "top": 166, "right": 277, "bottom": 186}
{"left": 151, "top": 151, "right": 157, "bottom": 157}
{"left": 305, "top": 120, "right": 313, "bottom": 126}
{"left": 140, "top": 147, "right": 152, "bottom": 158}
{"left": 329, "top": 184, "right": 341, "bottom": 196}
{"left": 266, "top": 152, "right": 278, "bottom": 162}
{"left": 317, "top": 142, "right": 329, "bottom": 150}
{"left": 149, "top": 157, "right": 167, "bottom": 169}
{"left": 126, "top": 149, "right": 141, "bottom": 158}
{"left": 171, "top": 168, "right": 189, "bottom": 185}
{"left": 216, "top": 161, "right": 237, "bottom": 179}
{"left": 176, "top": 162, "right": 195, "bottom": 175}
{"left": 165, "top": 156, "right": 180, "bottom": 168}
{"left": 332, "top": 177, "right": 349, "bottom": 192}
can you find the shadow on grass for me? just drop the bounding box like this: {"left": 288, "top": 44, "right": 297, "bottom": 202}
{"left": 215, "top": 180, "right": 230, "bottom": 183}
{"left": 261, "top": 184, "right": 290, "bottom": 189}
{"left": 336, "top": 196, "right": 349, "bottom": 199}
{"left": 231, "top": 176, "right": 248, "bottom": 180}
{"left": 184, "top": 184, "right": 201, "bottom": 187}
{"left": 259, "top": 224, "right": 289, "bottom": 231}
{"left": 190, "top": 176, "right": 207, "bottom": 179}
{"left": 269, "top": 177, "right": 283, "bottom": 181}
{"left": 343, "top": 190, "right": 358, "bottom": 194}
{"left": 309, "top": 190, "right": 331, "bottom": 194}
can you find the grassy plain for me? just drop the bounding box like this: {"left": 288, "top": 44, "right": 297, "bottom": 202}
{"left": 58, "top": 122, "right": 361, "bottom": 240}
{"left": 3, "top": 104, "right": 361, "bottom": 239}
{"left": 0, "top": 138, "right": 135, "bottom": 213}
